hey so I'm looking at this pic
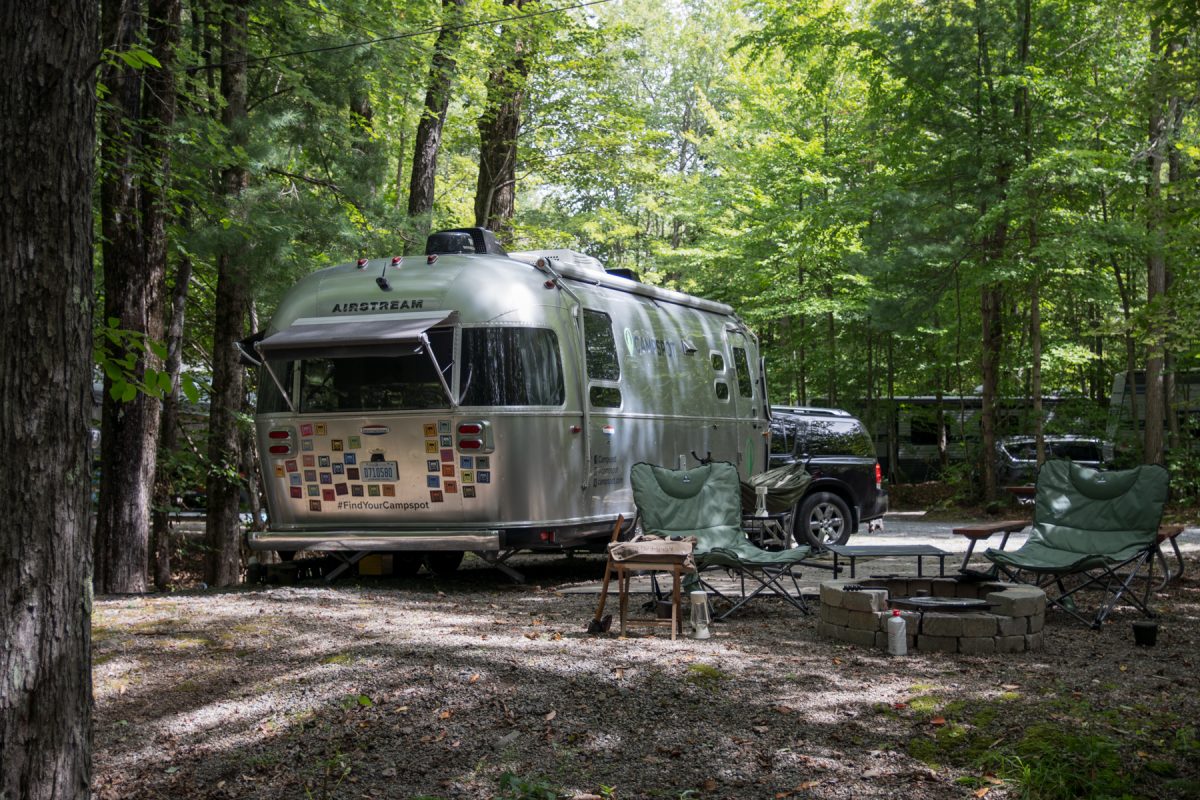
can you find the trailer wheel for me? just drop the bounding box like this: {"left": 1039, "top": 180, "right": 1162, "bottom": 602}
{"left": 424, "top": 551, "right": 464, "bottom": 576}
{"left": 794, "top": 492, "right": 851, "bottom": 549}
{"left": 394, "top": 553, "right": 422, "bottom": 577}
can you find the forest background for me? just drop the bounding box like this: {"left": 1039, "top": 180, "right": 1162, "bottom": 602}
{"left": 81, "top": 0, "right": 1200, "bottom": 595}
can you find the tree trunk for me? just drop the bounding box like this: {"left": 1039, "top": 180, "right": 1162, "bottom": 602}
{"left": 205, "top": 0, "right": 251, "bottom": 587}
{"left": 143, "top": 0, "right": 183, "bottom": 591}
{"left": 474, "top": 0, "right": 534, "bottom": 239}
{"left": 0, "top": 0, "right": 97, "bottom": 796}
{"left": 407, "top": 0, "right": 467, "bottom": 252}
{"left": 95, "top": 0, "right": 160, "bottom": 595}
{"left": 1143, "top": 17, "right": 1168, "bottom": 466}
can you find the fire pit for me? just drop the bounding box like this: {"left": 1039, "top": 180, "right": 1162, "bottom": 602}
{"left": 818, "top": 576, "right": 1046, "bottom": 654}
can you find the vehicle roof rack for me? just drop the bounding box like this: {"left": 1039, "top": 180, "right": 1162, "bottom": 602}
{"left": 770, "top": 405, "right": 854, "bottom": 418}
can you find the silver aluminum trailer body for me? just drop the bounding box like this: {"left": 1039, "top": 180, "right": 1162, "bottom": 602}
{"left": 247, "top": 243, "right": 767, "bottom": 559}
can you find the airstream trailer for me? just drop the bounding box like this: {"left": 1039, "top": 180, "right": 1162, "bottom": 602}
{"left": 244, "top": 228, "right": 769, "bottom": 576}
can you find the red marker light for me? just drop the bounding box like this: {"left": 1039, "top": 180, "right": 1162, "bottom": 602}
{"left": 268, "top": 430, "right": 290, "bottom": 439}
{"left": 390, "top": 256, "right": 401, "bottom": 266}
{"left": 427, "top": 254, "right": 438, "bottom": 265}
{"left": 356, "top": 258, "right": 368, "bottom": 268}
{"left": 268, "top": 445, "right": 290, "bottom": 455}
{"left": 457, "top": 423, "right": 482, "bottom": 435}
{"left": 458, "top": 439, "right": 483, "bottom": 450}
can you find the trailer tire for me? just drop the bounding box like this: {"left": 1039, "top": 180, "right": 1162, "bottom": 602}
{"left": 424, "top": 551, "right": 464, "bottom": 576}
{"left": 394, "top": 553, "right": 423, "bottom": 577}
{"left": 794, "top": 492, "right": 852, "bottom": 549}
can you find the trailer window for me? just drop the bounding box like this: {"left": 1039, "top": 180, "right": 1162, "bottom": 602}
{"left": 583, "top": 310, "right": 620, "bottom": 381}
{"left": 459, "top": 327, "right": 565, "bottom": 407}
{"left": 257, "top": 362, "right": 294, "bottom": 414}
{"left": 276, "top": 328, "right": 454, "bottom": 413}
{"left": 732, "top": 347, "right": 754, "bottom": 398}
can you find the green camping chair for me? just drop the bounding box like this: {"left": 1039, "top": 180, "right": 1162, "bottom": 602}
{"left": 630, "top": 461, "right": 815, "bottom": 620}
{"left": 984, "top": 459, "right": 1169, "bottom": 629}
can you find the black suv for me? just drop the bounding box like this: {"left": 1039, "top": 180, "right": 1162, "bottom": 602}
{"left": 768, "top": 406, "right": 888, "bottom": 548}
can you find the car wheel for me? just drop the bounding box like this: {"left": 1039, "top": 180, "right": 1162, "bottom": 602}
{"left": 794, "top": 492, "right": 852, "bottom": 549}
{"left": 424, "top": 551, "right": 464, "bottom": 576}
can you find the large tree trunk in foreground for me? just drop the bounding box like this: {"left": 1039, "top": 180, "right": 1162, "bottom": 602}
{"left": 205, "top": 0, "right": 251, "bottom": 587}
{"left": 0, "top": 1, "right": 98, "bottom": 797}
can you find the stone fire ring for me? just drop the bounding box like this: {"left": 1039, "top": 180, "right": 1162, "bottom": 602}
{"left": 818, "top": 577, "right": 1047, "bottom": 654}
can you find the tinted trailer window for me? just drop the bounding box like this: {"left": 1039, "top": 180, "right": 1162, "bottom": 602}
{"left": 459, "top": 327, "right": 565, "bottom": 407}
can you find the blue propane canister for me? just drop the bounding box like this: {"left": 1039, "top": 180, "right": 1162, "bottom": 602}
{"left": 887, "top": 609, "right": 907, "bottom": 656}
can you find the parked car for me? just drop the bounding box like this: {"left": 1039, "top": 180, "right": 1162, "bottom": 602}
{"left": 996, "top": 435, "right": 1108, "bottom": 484}
{"left": 768, "top": 406, "right": 888, "bottom": 548}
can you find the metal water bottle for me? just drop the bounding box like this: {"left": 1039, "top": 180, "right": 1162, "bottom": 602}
{"left": 887, "top": 609, "right": 907, "bottom": 656}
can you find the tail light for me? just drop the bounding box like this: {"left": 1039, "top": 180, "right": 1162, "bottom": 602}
{"left": 455, "top": 419, "right": 494, "bottom": 453}
{"left": 875, "top": 462, "right": 883, "bottom": 490}
{"left": 268, "top": 428, "right": 294, "bottom": 456}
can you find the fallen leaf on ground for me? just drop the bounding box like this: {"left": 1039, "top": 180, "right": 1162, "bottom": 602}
{"left": 930, "top": 716, "right": 946, "bottom": 726}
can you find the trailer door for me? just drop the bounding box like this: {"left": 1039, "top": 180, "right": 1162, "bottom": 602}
{"left": 727, "top": 331, "right": 762, "bottom": 475}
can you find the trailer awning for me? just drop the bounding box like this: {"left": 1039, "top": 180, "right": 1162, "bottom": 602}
{"left": 255, "top": 311, "right": 456, "bottom": 361}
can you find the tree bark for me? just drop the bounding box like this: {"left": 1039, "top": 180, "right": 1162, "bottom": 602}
{"left": 406, "top": 0, "right": 466, "bottom": 253}
{"left": 1143, "top": 16, "right": 1168, "bottom": 466}
{"left": 0, "top": 0, "right": 97, "bottom": 796}
{"left": 205, "top": 0, "right": 251, "bottom": 587}
{"left": 474, "top": 0, "right": 535, "bottom": 239}
{"left": 96, "top": 0, "right": 161, "bottom": 595}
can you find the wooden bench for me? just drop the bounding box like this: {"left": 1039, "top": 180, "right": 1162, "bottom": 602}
{"left": 952, "top": 519, "right": 1029, "bottom": 571}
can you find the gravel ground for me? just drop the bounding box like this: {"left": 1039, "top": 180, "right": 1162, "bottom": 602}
{"left": 91, "top": 548, "right": 1200, "bottom": 800}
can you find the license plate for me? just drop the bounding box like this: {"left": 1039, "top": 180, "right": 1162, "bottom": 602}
{"left": 361, "top": 461, "right": 398, "bottom": 482}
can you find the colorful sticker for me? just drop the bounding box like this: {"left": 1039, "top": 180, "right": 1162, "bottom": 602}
{"left": 348, "top": 436, "right": 361, "bottom": 450}
{"left": 285, "top": 459, "right": 298, "bottom": 473}
{"left": 303, "top": 454, "right": 315, "bottom": 468}
{"left": 368, "top": 485, "right": 380, "bottom": 497}
{"left": 331, "top": 439, "right": 343, "bottom": 452}
{"left": 346, "top": 468, "right": 360, "bottom": 481}
{"left": 335, "top": 483, "right": 348, "bottom": 496}
{"left": 290, "top": 474, "right": 302, "bottom": 487}
{"left": 319, "top": 472, "right": 332, "bottom": 484}
{"left": 315, "top": 423, "right": 327, "bottom": 436}
{"left": 382, "top": 485, "right": 396, "bottom": 497}
{"left": 332, "top": 463, "right": 344, "bottom": 475}
{"left": 461, "top": 470, "right": 475, "bottom": 484}
{"left": 438, "top": 420, "right": 451, "bottom": 435}
{"left": 309, "top": 499, "right": 322, "bottom": 512}
{"left": 460, "top": 456, "right": 474, "bottom": 469}
{"left": 426, "top": 475, "right": 440, "bottom": 488}
{"left": 322, "top": 489, "right": 335, "bottom": 501}
{"left": 289, "top": 486, "right": 303, "bottom": 499}
{"left": 445, "top": 481, "right": 458, "bottom": 494}
{"left": 476, "top": 457, "right": 490, "bottom": 469}
{"left": 440, "top": 449, "right": 453, "bottom": 462}
{"left": 343, "top": 452, "right": 357, "bottom": 465}
{"left": 423, "top": 423, "right": 438, "bottom": 438}
{"left": 478, "top": 471, "right": 491, "bottom": 484}
{"left": 307, "top": 485, "right": 320, "bottom": 497}
{"left": 351, "top": 485, "right": 363, "bottom": 497}
{"left": 463, "top": 485, "right": 476, "bottom": 499}
{"left": 441, "top": 463, "right": 455, "bottom": 478}
{"left": 301, "top": 439, "right": 314, "bottom": 452}
{"left": 430, "top": 490, "right": 444, "bottom": 503}
{"left": 304, "top": 470, "right": 317, "bottom": 482}
{"left": 439, "top": 434, "right": 452, "bottom": 448}
{"left": 274, "top": 464, "right": 285, "bottom": 478}
{"left": 300, "top": 423, "right": 314, "bottom": 437}
{"left": 425, "top": 440, "right": 438, "bottom": 454}
{"left": 318, "top": 455, "right": 330, "bottom": 468}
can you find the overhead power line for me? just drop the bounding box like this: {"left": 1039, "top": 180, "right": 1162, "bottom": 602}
{"left": 185, "top": 0, "right": 615, "bottom": 73}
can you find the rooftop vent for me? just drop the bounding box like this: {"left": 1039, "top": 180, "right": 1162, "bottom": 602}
{"left": 426, "top": 227, "right": 507, "bottom": 256}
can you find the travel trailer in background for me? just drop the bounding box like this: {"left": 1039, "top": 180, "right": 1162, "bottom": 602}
{"left": 1106, "top": 370, "right": 1200, "bottom": 460}
{"left": 241, "top": 228, "right": 769, "bottom": 576}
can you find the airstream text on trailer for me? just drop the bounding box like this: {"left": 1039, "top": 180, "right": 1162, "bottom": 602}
{"left": 243, "top": 228, "right": 769, "bottom": 576}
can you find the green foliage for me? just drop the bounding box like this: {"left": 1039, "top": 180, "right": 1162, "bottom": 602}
{"left": 496, "top": 771, "right": 565, "bottom": 800}
{"left": 95, "top": 319, "right": 171, "bottom": 403}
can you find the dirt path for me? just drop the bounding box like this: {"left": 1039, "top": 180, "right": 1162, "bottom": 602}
{"left": 92, "top": 555, "right": 1200, "bottom": 799}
